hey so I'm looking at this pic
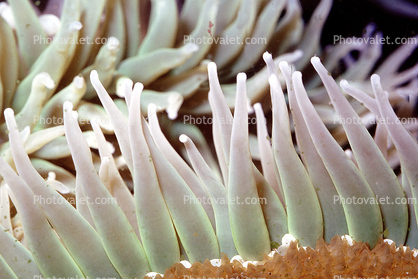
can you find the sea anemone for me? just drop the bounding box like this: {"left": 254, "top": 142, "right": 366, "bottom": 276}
{"left": 0, "top": 0, "right": 417, "bottom": 278}
{"left": 0, "top": 56, "right": 417, "bottom": 277}
{"left": 0, "top": 0, "right": 413, "bottom": 176}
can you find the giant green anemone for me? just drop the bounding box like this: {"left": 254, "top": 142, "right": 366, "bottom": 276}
{"left": 0, "top": 0, "right": 417, "bottom": 278}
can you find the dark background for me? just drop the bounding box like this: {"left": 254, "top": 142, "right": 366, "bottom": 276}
{"left": 305, "top": 0, "right": 417, "bottom": 69}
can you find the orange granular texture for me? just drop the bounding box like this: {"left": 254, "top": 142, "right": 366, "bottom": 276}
{"left": 149, "top": 236, "right": 418, "bottom": 279}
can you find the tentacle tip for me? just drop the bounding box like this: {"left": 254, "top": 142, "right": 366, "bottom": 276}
{"left": 90, "top": 70, "right": 99, "bottom": 80}
{"left": 36, "top": 72, "right": 55, "bottom": 89}
{"left": 107, "top": 37, "right": 120, "bottom": 50}
{"left": 73, "top": 75, "right": 85, "bottom": 89}
{"left": 371, "top": 74, "right": 381, "bottom": 84}
{"left": 253, "top": 103, "right": 262, "bottom": 111}
{"left": 148, "top": 103, "right": 158, "bottom": 115}
{"left": 184, "top": 43, "right": 199, "bottom": 53}
{"left": 311, "top": 56, "right": 321, "bottom": 64}
{"left": 144, "top": 272, "right": 163, "bottom": 279}
{"left": 293, "top": 49, "right": 304, "bottom": 58}
{"left": 39, "top": 14, "right": 61, "bottom": 36}
{"left": 262, "top": 51, "right": 273, "bottom": 62}
{"left": 133, "top": 82, "right": 144, "bottom": 94}
{"left": 282, "top": 234, "right": 297, "bottom": 246}
{"left": 69, "top": 21, "right": 82, "bottom": 31}
{"left": 278, "top": 60, "right": 289, "bottom": 71}
{"left": 237, "top": 72, "right": 247, "bottom": 83}
{"left": 116, "top": 77, "right": 133, "bottom": 98}
{"left": 293, "top": 71, "right": 303, "bottom": 80}
{"left": 179, "top": 134, "right": 188, "bottom": 143}
{"left": 63, "top": 101, "right": 74, "bottom": 113}
{"left": 340, "top": 79, "right": 349, "bottom": 87}
{"left": 167, "top": 111, "right": 178, "bottom": 120}
{"left": 341, "top": 235, "right": 354, "bottom": 246}
{"left": 208, "top": 62, "right": 217, "bottom": 74}
{"left": 166, "top": 94, "right": 183, "bottom": 120}
{"left": 4, "top": 108, "right": 14, "bottom": 118}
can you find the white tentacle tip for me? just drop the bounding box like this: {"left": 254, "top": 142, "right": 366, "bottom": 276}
{"left": 39, "top": 14, "right": 61, "bottom": 36}
{"left": 180, "top": 260, "right": 191, "bottom": 268}
{"left": 0, "top": 3, "right": 15, "bottom": 27}
{"left": 73, "top": 75, "right": 85, "bottom": 89}
{"left": 282, "top": 234, "right": 297, "bottom": 246}
{"left": 69, "top": 21, "right": 82, "bottom": 31}
{"left": 341, "top": 235, "right": 354, "bottom": 246}
{"left": 262, "top": 51, "right": 273, "bottom": 62}
{"left": 207, "top": 62, "right": 220, "bottom": 83}
{"left": 384, "top": 239, "right": 394, "bottom": 245}
{"left": 230, "top": 255, "right": 244, "bottom": 264}
{"left": 293, "top": 49, "right": 303, "bottom": 58}
{"left": 144, "top": 272, "right": 163, "bottom": 279}
{"left": 107, "top": 37, "right": 120, "bottom": 50}
{"left": 371, "top": 74, "right": 381, "bottom": 85}
{"left": 210, "top": 259, "right": 221, "bottom": 267}
{"left": 63, "top": 101, "right": 74, "bottom": 112}
{"left": 133, "top": 82, "right": 144, "bottom": 94}
{"left": 279, "top": 60, "right": 289, "bottom": 67}
{"left": 36, "top": 72, "right": 55, "bottom": 89}
{"left": 179, "top": 134, "right": 189, "bottom": 143}
{"left": 278, "top": 60, "right": 290, "bottom": 71}
{"left": 310, "top": 56, "right": 321, "bottom": 64}
{"left": 293, "top": 71, "right": 303, "bottom": 80}
{"left": 253, "top": 103, "right": 263, "bottom": 118}
{"left": 339, "top": 79, "right": 349, "bottom": 88}
{"left": 63, "top": 102, "right": 79, "bottom": 121}
{"left": 237, "top": 72, "right": 247, "bottom": 83}
{"left": 90, "top": 70, "right": 99, "bottom": 81}
{"left": 184, "top": 43, "right": 199, "bottom": 53}
{"left": 116, "top": 77, "right": 134, "bottom": 98}
{"left": 148, "top": 103, "right": 158, "bottom": 116}
{"left": 4, "top": 108, "right": 14, "bottom": 118}
{"left": 166, "top": 94, "right": 183, "bottom": 120}
{"left": 208, "top": 62, "right": 217, "bottom": 73}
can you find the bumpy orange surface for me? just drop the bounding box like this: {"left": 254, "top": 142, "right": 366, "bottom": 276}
{"left": 148, "top": 236, "right": 418, "bottom": 278}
